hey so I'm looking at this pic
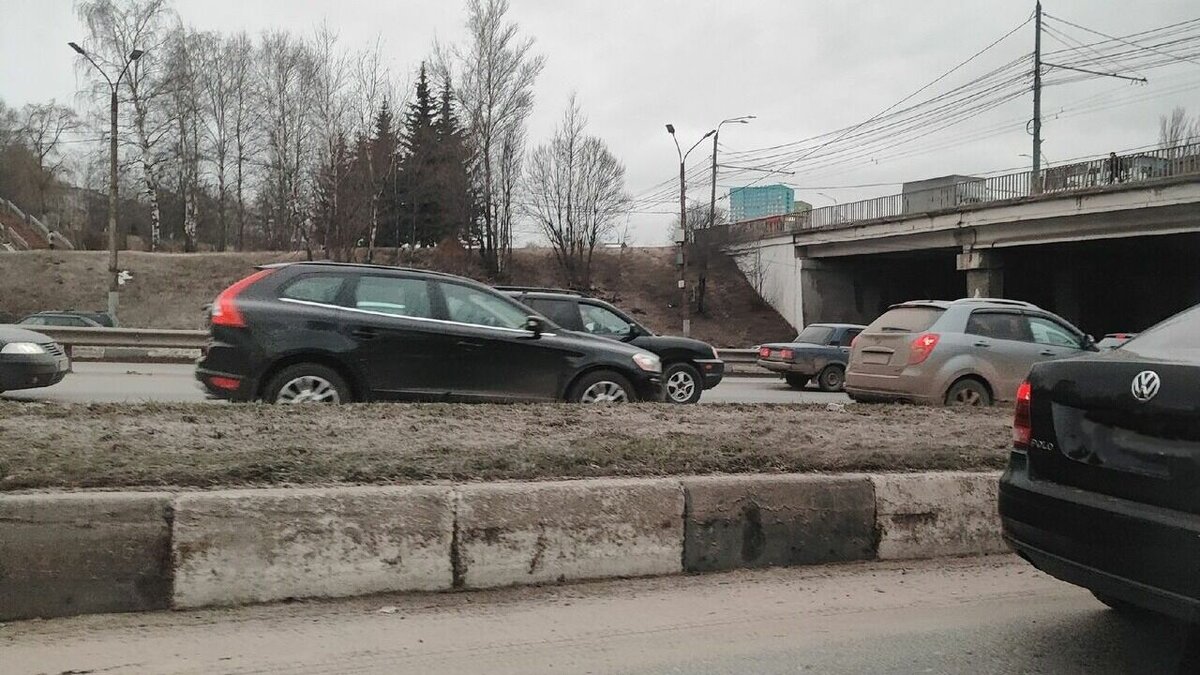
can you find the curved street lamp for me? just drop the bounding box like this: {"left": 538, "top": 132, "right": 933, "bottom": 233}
{"left": 68, "top": 42, "right": 143, "bottom": 321}
{"left": 666, "top": 124, "right": 715, "bottom": 336}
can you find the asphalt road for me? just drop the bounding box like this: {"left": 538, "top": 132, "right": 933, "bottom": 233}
{"left": 5, "top": 555, "right": 1193, "bottom": 674}
{"left": 1, "top": 362, "right": 850, "bottom": 405}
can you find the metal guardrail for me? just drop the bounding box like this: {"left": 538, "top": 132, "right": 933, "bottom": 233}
{"left": 709, "top": 141, "right": 1200, "bottom": 243}
{"left": 33, "top": 326, "right": 208, "bottom": 350}
{"left": 30, "top": 327, "right": 762, "bottom": 364}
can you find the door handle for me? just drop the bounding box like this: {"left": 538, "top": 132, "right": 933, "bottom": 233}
{"left": 1039, "top": 350, "right": 1057, "bottom": 357}
{"left": 351, "top": 327, "right": 379, "bottom": 340}
{"left": 456, "top": 339, "right": 484, "bottom": 349}
{"left": 973, "top": 341, "right": 991, "bottom": 348}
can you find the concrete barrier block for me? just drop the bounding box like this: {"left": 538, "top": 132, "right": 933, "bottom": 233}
{"left": 682, "top": 474, "right": 876, "bottom": 572}
{"left": 456, "top": 479, "right": 684, "bottom": 588}
{"left": 0, "top": 492, "right": 173, "bottom": 620}
{"left": 872, "top": 471, "right": 1005, "bottom": 560}
{"left": 173, "top": 486, "right": 454, "bottom": 608}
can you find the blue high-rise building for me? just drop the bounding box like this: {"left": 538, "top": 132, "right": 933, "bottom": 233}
{"left": 729, "top": 184, "right": 796, "bottom": 221}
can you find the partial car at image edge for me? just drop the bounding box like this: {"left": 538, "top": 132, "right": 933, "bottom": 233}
{"left": 0, "top": 325, "right": 71, "bottom": 395}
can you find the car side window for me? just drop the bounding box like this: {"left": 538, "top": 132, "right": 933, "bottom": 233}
{"left": 353, "top": 276, "right": 433, "bottom": 318}
{"left": 440, "top": 282, "right": 529, "bottom": 330}
{"left": 525, "top": 298, "right": 579, "bottom": 329}
{"left": 966, "top": 311, "right": 1033, "bottom": 342}
{"left": 839, "top": 329, "right": 861, "bottom": 347}
{"left": 1028, "top": 316, "right": 1082, "bottom": 349}
{"left": 281, "top": 275, "right": 346, "bottom": 304}
{"left": 580, "top": 303, "right": 632, "bottom": 336}
{"left": 20, "top": 317, "right": 43, "bottom": 325}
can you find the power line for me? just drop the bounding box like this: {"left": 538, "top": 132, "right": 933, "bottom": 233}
{"left": 1046, "top": 12, "right": 1200, "bottom": 68}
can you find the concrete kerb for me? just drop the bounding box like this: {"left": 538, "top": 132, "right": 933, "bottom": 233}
{"left": 0, "top": 470, "right": 1006, "bottom": 621}
{"left": 871, "top": 471, "right": 1006, "bottom": 560}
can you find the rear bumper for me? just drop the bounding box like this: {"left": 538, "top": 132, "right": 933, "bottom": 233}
{"left": 756, "top": 359, "right": 812, "bottom": 377}
{"left": 999, "top": 451, "right": 1200, "bottom": 623}
{"left": 693, "top": 358, "right": 724, "bottom": 389}
{"left": 0, "top": 355, "right": 69, "bottom": 391}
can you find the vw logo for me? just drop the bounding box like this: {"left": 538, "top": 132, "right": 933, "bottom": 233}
{"left": 1131, "top": 370, "right": 1161, "bottom": 402}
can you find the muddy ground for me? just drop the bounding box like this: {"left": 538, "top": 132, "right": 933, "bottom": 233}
{"left": 0, "top": 402, "right": 1010, "bottom": 491}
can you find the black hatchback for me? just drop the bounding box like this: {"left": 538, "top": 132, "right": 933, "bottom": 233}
{"left": 1000, "top": 302, "right": 1200, "bottom": 621}
{"left": 196, "top": 262, "right": 663, "bottom": 404}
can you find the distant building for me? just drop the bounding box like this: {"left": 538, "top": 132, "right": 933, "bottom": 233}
{"left": 901, "top": 175, "right": 985, "bottom": 215}
{"left": 729, "top": 184, "right": 795, "bottom": 221}
{"left": 793, "top": 200, "right": 812, "bottom": 213}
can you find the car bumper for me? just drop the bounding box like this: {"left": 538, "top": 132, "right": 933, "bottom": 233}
{"left": 0, "top": 354, "right": 70, "bottom": 391}
{"left": 694, "top": 358, "right": 724, "bottom": 389}
{"left": 195, "top": 362, "right": 256, "bottom": 402}
{"left": 999, "top": 451, "right": 1200, "bottom": 623}
{"left": 756, "top": 359, "right": 812, "bottom": 376}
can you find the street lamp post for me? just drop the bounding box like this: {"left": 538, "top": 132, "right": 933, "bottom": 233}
{"left": 68, "top": 41, "right": 143, "bottom": 322}
{"left": 708, "top": 116, "right": 754, "bottom": 231}
{"left": 666, "top": 124, "right": 715, "bottom": 337}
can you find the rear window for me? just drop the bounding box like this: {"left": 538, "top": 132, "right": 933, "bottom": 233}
{"left": 1122, "top": 304, "right": 1200, "bottom": 363}
{"left": 280, "top": 275, "right": 346, "bottom": 304}
{"left": 866, "top": 307, "right": 943, "bottom": 333}
{"left": 794, "top": 325, "right": 835, "bottom": 344}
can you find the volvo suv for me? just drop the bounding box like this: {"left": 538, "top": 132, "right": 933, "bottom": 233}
{"left": 195, "top": 263, "right": 663, "bottom": 404}
{"left": 500, "top": 287, "right": 724, "bottom": 404}
{"left": 845, "top": 298, "right": 1095, "bottom": 406}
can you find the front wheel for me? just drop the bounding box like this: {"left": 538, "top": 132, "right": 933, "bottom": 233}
{"left": 568, "top": 370, "right": 636, "bottom": 404}
{"left": 265, "top": 363, "right": 352, "bottom": 404}
{"left": 816, "top": 365, "right": 846, "bottom": 392}
{"left": 664, "top": 363, "right": 703, "bottom": 404}
{"left": 944, "top": 378, "right": 992, "bottom": 407}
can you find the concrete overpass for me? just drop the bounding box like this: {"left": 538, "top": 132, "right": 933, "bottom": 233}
{"left": 712, "top": 143, "right": 1200, "bottom": 337}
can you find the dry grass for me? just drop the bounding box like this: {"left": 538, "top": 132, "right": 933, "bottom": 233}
{"left": 0, "top": 401, "right": 1011, "bottom": 491}
{"left": 0, "top": 247, "right": 793, "bottom": 346}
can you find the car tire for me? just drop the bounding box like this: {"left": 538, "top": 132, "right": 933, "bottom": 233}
{"left": 816, "top": 365, "right": 846, "bottom": 392}
{"left": 664, "top": 363, "right": 703, "bottom": 404}
{"left": 265, "top": 363, "right": 352, "bottom": 404}
{"left": 784, "top": 374, "right": 809, "bottom": 390}
{"left": 568, "top": 370, "right": 636, "bottom": 404}
{"left": 944, "top": 378, "right": 992, "bottom": 407}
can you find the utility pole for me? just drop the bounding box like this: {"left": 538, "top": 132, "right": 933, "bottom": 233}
{"left": 708, "top": 116, "right": 754, "bottom": 231}
{"left": 666, "top": 124, "right": 714, "bottom": 337}
{"left": 69, "top": 42, "right": 143, "bottom": 322}
{"left": 1032, "top": 1, "right": 1043, "bottom": 193}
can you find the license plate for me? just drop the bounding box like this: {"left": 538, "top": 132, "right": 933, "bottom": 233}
{"left": 862, "top": 351, "right": 892, "bottom": 365}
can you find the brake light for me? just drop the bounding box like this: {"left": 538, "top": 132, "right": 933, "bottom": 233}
{"left": 209, "top": 376, "right": 241, "bottom": 391}
{"left": 781, "top": 348, "right": 795, "bottom": 360}
{"left": 907, "top": 332, "right": 940, "bottom": 365}
{"left": 1013, "top": 380, "right": 1032, "bottom": 449}
{"left": 758, "top": 346, "right": 770, "bottom": 358}
{"left": 211, "top": 269, "right": 273, "bottom": 328}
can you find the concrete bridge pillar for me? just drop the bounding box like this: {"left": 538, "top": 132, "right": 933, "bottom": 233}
{"left": 957, "top": 249, "right": 1003, "bottom": 299}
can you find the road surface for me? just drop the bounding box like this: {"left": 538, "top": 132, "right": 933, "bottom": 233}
{"left": 1, "top": 362, "right": 849, "bottom": 405}
{"left": 3, "top": 555, "right": 1192, "bottom": 674}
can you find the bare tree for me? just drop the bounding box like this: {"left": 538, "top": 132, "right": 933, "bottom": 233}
{"left": 523, "top": 95, "right": 627, "bottom": 288}
{"left": 351, "top": 37, "right": 391, "bottom": 261}
{"left": 257, "top": 31, "right": 315, "bottom": 253}
{"left": 166, "top": 25, "right": 203, "bottom": 250}
{"left": 308, "top": 23, "right": 353, "bottom": 258}
{"left": 76, "top": 0, "right": 177, "bottom": 250}
{"left": 19, "top": 101, "right": 80, "bottom": 213}
{"left": 224, "top": 31, "right": 257, "bottom": 251}
{"left": 1159, "top": 107, "right": 1200, "bottom": 158}
{"left": 195, "top": 30, "right": 234, "bottom": 250}
{"left": 444, "top": 0, "right": 544, "bottom": 277}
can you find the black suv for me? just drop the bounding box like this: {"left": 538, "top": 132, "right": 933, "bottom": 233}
{"left": 196, "top": 263, "right": 664, "bottom": 404}
{"left": 501, "top": 288, "right": 724, "bottom": 404}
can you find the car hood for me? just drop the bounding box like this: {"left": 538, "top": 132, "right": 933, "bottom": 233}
{"left": 634, "top": 334, "right": 717, "bottom": 357}
{"left": 557, "top": 329, "right": 651, "bottom": 357}
{"left": 0, "top": 325, "right": 54, "bottom": 344}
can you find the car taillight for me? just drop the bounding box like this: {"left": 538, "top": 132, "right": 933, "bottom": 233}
{"left": 758, "top": 346, "right": 770, "bottom": 358}
{"left": 780, "top": 348, "right": 794, "bottom": 360}
{"left": 1013, "top": 380, "right": 1032, "bottom": 449}
{"left": 211, "top": 269, "right": 274, "bottom": 328}
{"left": 907, "top": 332, "right": 940, "bottom": 365}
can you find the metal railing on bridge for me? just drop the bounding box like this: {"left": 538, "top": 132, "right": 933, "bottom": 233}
{"left": 707, "top": 141, "right": 1200, "bottom": 244}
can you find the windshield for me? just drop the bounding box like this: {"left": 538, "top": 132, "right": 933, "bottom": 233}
{"left": 867, "top": 307, "right": 944, "bottom": 333}
{"left": 794, "top": 325, "right": 835, "bottom": 344}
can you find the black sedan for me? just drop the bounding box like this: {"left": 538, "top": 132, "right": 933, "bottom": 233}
{"left": 1000, "top": 302, "right": 1200, "bottom": 621}
{"left": 196, "top": 262, "right": 664, "bottom": 404}
{"left": 0, "top": 325, "right": 70, "bottom": 395}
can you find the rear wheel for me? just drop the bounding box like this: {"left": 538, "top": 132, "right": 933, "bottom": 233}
{"left": 266, "top": 363, "right": 351, "bottom": 404}
{"left": 664, "top": 363, "right": 703, "bottom": 404}
{"left": 816, "top": 365, "right": 846, "bottom": 392}
{"left": 784, "top": 374, "right": 809, "bottom": 390}
{"left": 568, "top": 370, "right": 635, "bottom": 404}
{"left": 944, "top": 378, "right": 992, "bottom": 407}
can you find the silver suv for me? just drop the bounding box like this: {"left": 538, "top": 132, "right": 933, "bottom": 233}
{"left": 844, "top": 298, "right": 1095, "bottom": 406}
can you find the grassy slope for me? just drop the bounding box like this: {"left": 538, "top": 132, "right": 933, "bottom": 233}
{"left": 0, "top": 247, "right": 792, "bottom": 347}
{"left": 0, "top": 402, "right": 1009, "bottom": 491}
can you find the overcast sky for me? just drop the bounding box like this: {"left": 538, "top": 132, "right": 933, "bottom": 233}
{"left": 2, "top": 0, "right": 1198, "bottom": 245}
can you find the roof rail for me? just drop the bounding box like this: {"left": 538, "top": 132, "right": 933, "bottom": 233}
{"left": 953, "top": 297, "right": 1038, "bottom": 308}
{"left": 494, "top": 285, "right": 584, "bottom": 296}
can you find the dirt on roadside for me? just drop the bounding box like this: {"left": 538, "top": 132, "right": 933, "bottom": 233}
{"left": 0, "top": 402, "right": 1011, "bottom": 491}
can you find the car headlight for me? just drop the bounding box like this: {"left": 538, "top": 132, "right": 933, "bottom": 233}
{"left": 633, "top": 352, "right": 662, "bottom": 373}
{"left": 1, "top": 342, "right": 46, "bottom": 355}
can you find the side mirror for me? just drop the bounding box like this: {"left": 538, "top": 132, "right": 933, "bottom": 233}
{"left": 1083, "top": 334, "right": 1098, "bottom": 351}
{"left": 524, "top": 315, "right": 545, "bottom": 338}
